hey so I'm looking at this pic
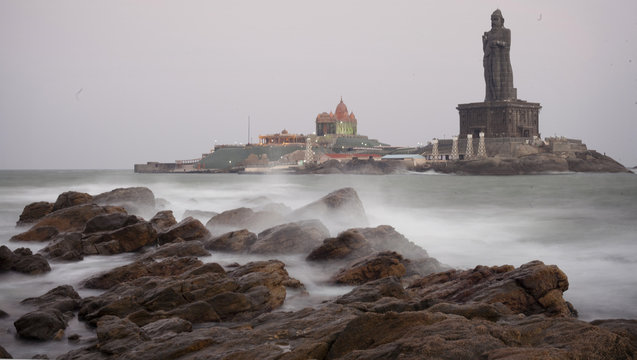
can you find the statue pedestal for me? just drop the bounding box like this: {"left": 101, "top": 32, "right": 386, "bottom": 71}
{"left": 457, "top": 100, "right": 541, "bottom": 138}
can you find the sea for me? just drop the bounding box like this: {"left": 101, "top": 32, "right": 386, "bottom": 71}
{"left": 0, "top": 169, "right": 636, "bottom": 358}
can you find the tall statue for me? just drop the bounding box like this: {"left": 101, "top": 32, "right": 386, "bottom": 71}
{"left": 483, "top": 9, "right": 515, "bottom": 101}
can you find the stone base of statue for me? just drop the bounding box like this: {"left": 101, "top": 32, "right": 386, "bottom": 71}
{"left": 457, "top": 100, "right": 541, "bottom": 138}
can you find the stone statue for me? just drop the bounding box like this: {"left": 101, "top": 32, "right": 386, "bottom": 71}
{"left": 483, "top": 9, "right": 516, "bottom": 101}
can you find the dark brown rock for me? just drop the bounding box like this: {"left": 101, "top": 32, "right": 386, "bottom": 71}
{"left": 157, "top": 217, "right": 210, "bottom": 245}
{"left": 408, "top": 260, "right": 575, "bottom": 317}
{"left": 38, "top": 232, "right": 83, "bottom": 261}
{"left": 83, "top": 256, "right": 204, "bottom": 289}
{"left": 204, "top": 229, "right": 257, "bottom": 252}
{"left": 52, "top": 191, "right": 93, "bottom": 211}
{"left": 79, "top": 259, "right": 299, "bottom": 327}
{"left": 83, "top": 213, "right": 141, "bottom": 233}
{"left": 333, "top": 251, "right": 407, "bottom": 285}
{"left": 306, "top": 230, "right": 371, "bottom": 261}
{"left": 149, "top": 210, "right": 177, "bottom": 231}
{"left": 250, "top": 220, "right": 330, "bottom": 255}
{"left": 10, "top": 226, "right": 59, "bottom": 242}
{"left": 21, "top": 285, "right": 81, "bottom": 313}
{"left": 11, "top": 204, "right": 126, "bottom": 242}
{"left": 0, "top": 245, "right": 51, "bottom": 274}
{"left": 16, "top": 201, "right": 53, "bottom": 226}
{"left": 95, "top": 315, "right": 149, "bottom": 355}
{"left": 14, "top": 309, "right": 67, "bottom": 340}
{"left": 82, "top": 221, "right": 157, "bottom": 255}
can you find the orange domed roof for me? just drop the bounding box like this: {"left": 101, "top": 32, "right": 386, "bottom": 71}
{"left": 335, "top": 97, "right": 349, "bottom": 121}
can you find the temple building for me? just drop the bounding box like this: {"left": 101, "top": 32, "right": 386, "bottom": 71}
{"left": 316, "top": 98, "right": 357, "bottom": 136}
{"left": 258, "top": 129, "right": 306, "bottom": 145}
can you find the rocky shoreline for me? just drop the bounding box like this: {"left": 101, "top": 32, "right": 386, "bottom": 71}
{"left": 1, "top": 187, "right": 636, "bottom": 359}
{"left": 297, "top": 150, "right": 632, "bottom": 176}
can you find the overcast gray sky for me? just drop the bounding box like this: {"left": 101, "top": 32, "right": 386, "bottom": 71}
{"left": 1, "top": 0, "right": 636, "bottom": 169}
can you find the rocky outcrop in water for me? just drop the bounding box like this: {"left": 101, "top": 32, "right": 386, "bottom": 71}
{"left": 0, "top": 245, "right": 50, "bottom": 274}
{"left": 422, "top": 151, "right": 630, "bottom": 175}
{"left": 14, "top": 285, "right": 81, "bottom": 341}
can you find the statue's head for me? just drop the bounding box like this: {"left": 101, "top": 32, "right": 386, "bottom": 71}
{"left": 491, "top": 9, "right": 504, "bottom": 29}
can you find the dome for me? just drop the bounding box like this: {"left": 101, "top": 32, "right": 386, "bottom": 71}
{"left": 335, "top": 97, "right": 349, "bottom": 121}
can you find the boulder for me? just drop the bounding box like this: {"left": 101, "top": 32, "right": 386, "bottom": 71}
{"left": 52, "top": 191, "right": 93, "bottom": 211}
{"left": 10, "top": 226, "right": 59, "bottom": 242}
{"left": 408, "top": 260, "right": 576, "bottom": 317}
{"left": 16, "top": 201, "right": 53, "bottom": 226}
{"left": 21, "top": 285, "right": 82, "bottom": 313}
{"left": 11, "top": 204, "right": 126, "bottom": 242}
{"left": 354, "top": 225, "right": 431, "bottom": 260}
{"left": 149, "top": 210, "right": 177, "bottom": 231}
{"left": 0, "top": 245, "right": 51, "bottom": 274}
{"left": 79, "top": 259, "right": 301, "bottom": 326}
{"left": 306, "top": 230, "right": 372, "bottom": 261}
{"left": 39, "top": 232, "right": 84, "bottom": 261}
{"left": 250, "top": 220, "right": 330, "bottom": 255}
{"left": 83, "top": 213, "right": 141, "bottom": 233}
{"left": 14, "top": 309, "right": 67, "bottom": 340}
{"left": 83, "top": 256, "right": 204, "bottom": 290}
{"left": 95, "top": 315, "right": 149, "bottom": 355}
{"left": 93, "top": 187, "right": 156, "bottom": 216}
{"left": 287, "top": 187, "right": 368, "bottom": 230}
{"left": 157, "top": 217, "right": 210, "bottom": 245}
{"left": 333, "top": 251, "right": 407, "bottom": 285}
{"left": 83, "top": 221, "right": 158, "bottom": 255}
{"left": 204, "top": 229, "right": 257, "bottom": 253}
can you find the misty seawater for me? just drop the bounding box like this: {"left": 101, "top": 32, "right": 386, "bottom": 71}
{"left": 0, "top": 170, "right": 636, "bottom": 358}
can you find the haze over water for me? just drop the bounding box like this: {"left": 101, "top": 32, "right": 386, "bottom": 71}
{"left": 1, "top": 170, "right": 636, "bottom": 357}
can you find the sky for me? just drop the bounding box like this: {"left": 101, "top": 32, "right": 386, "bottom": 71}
{"left": 1, "top": 0, "right": 636, "bottom": 169}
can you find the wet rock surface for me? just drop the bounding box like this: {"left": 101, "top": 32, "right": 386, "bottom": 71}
{"left": 14, "top": 285, "right": 82, "bottom": 341}
{"left": 0, "top": 245, "right": 51, "bottom": 274}
{"left": 5, "top": 187, "right": 636, "bottom": 359}
{"left": 16, "top": 201, "right": 54, "bottom": 226}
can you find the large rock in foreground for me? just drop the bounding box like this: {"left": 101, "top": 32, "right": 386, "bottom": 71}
{"left": 78, "top": 259, "right": 302, "bottom": 326}
{"left": 14, "top": 285, "right": 82, "bottom": 341}
{"left": 408, "top": 260, "right": 576, "bottom": 317}
{"left": 56, "top": 259, "right": 637, "bottom": 360}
